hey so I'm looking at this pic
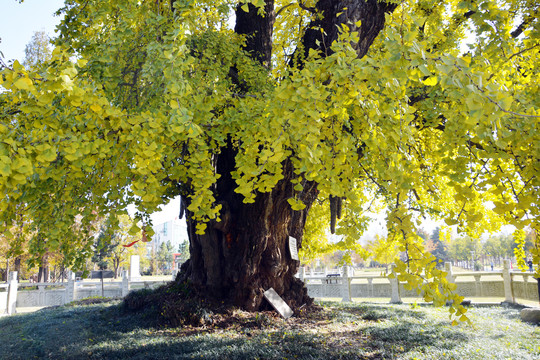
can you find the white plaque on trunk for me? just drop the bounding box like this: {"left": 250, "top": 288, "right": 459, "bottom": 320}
{"left": 289, "top": 236, "right": 299, "bottom": 261}
{"left": 263, "top": 288, "right": 293, "bottom": 319}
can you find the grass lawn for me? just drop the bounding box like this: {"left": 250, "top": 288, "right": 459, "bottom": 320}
{"left": 0, "top": 299, "right": 538, "bottom": 359}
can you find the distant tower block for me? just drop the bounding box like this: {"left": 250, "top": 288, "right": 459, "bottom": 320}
{"left": 129, "top": 255, "right": 142, "bottom": 281}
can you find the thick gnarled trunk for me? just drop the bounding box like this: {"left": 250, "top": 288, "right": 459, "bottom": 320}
{"left": 175, "top": 0, "right": 395, "bottom": 311}
{"left": 179, "top": 146, "right": 318, "bottom": 310}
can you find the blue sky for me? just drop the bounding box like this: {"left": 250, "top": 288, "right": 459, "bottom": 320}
{"left": 0, "top": 0, "right": 65, "bottom": 62}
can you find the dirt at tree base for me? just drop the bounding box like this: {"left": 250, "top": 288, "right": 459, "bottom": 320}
{"left": 122, "top": 277, "right": 317, "bottom": 328}
{"left": 120, "top": 288, "right": 384, "bottom": 359}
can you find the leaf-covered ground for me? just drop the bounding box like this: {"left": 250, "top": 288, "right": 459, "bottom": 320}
{"left": 0, "top": 300, "right": 538, "bottom": 359}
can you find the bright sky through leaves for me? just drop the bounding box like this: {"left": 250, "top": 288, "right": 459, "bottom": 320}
{"left": 0, "top": 0, "right": 65, "bottom": 62}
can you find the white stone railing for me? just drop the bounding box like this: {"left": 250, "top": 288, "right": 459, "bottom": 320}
{"left": 11, "top": 270, "right": 170, "bottom": 311}
{"left": 0, "top": 283, "right": 9, "bottom": 315}
{"left": 300, "top": 260, "right": 539, "bottom": 305}
{"left": 0, "top": 272, "right": 18, "bottom": 315}
{"left": 3, "top": 260, "right": 538, "bottom": 315}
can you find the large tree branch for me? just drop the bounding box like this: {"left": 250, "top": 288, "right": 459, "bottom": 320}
{"left": 299, "top": 0, "right": 398, "bottom": 63}
{"left": 511, "top": 11, "right": 538, "bottom": 38}
{"left": 234, "top": 1, "right": 276, "bottom": 68}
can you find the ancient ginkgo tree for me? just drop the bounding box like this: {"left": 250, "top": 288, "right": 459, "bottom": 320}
{"left": 0, "top": 0, "right": 538, "bottom": 320}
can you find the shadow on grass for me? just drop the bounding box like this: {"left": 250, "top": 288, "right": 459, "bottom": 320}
{"left": 0, "top": 303, "right": 154, "bottom": 359}
{"left": 1, "top": 303, "right": 356, "bottom": 360}
{"left": 62, "top": 332, "right": 347, "bottom": 360}
{"left": 334, "top": 303, "right": 427, "bottom": 322}
{"left": 3, "top": 301, "right": 534, "bottom": 360}
{"left": 497, "top": 307, "right": 522, "bottom": 321}
{"left": 322, "top": 303, "right": 468, "bottom": 358}
{"left": 363, "top": 319, "right": 468, "bottom": 354}
{"left": 0, "top": 305, "right": 354, "bottom": 360}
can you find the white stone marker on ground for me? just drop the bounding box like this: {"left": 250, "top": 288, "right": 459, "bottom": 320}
{"left": 263, "top": 288, "right": 293, "bottom": 319}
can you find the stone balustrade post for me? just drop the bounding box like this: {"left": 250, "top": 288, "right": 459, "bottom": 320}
{"left": 299, "top": 266, "right": 305, "bottom": 282}
{"left": 122, "top": 270, "right": 130, "bottom": 297}
{"left": 389, "top": 264, "right": 401, "bottom": 304}
{"left": 7, "top": 271, "right": 18, "bottom": 315}
{"left": 523, "top": 274, "right": 529, "bottom": 300}
{"left": 129, "top": 255, "right": 141, "bottom": 281}
{"left": 502, "top": 259, "right": 514, "bottom": 303}
{"left": 474, "top": 275, "right": 482, "bottom": 297}
{"left": 66, "top": 271, "right": 77, "bottom": 304}
{"left": 342, "top": 265, "right": 351, "bottom": 302}
{"left": 444, "top": 262, "right": 457, "bottom": 305}
{"left": 367, "top": 278, "right": 374, "bottom": 297}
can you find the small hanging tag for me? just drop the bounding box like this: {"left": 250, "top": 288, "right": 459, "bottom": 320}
{"left": 289, "top": 236, "right": 299, "bottom": 261}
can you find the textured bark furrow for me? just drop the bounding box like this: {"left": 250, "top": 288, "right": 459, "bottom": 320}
{"left": 235, "top": 0, "right": 276, "bottom": 68}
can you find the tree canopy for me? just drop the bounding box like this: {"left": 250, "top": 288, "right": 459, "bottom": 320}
{"left": 0, "top": 0, "right": 538, "bottom": 317}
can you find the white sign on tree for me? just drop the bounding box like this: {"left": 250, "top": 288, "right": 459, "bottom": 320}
{"left": 289, "top": 236, "right": 299, "bottom": 261}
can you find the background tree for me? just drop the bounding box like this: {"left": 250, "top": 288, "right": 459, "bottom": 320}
{"left": 417, "top": 228, "right": 437, "bottom": 256}
{"left": 1, "top": 31, "right": 55, "bottom": 283}
{"left": 92, "top": 230, "right": 115, "bottom": 271}
{"left": 0, "top": 211, "right": 35, "bottom": 281}
{"left": 0, "top": 0, "right": 538, "bottom": 320}
{"left": 447, "top": 235, "right": 482, "bottom": 270}
{"left": 0, "top": 228, "right": 13, "bottom": 281}
{"left": 176, "top": 240, "right": 190, "bottom": 266}
{"left": 23, "top": 30, "right": 52, "bottom": 69}
{"left": 429, "top": 227, "right": 449, "bottom": 264}
{"left": 156, "top": 241, "right": 174, "bottom": 275}
{"left": 92, "top": 214, "right": 144, "bottom": 277}
{"left": 483, "top": 236, "right": 502, "bottom": 266}
{"left": 368, "top": 235, "right": 401, "bottom": 274}
{"left": 525, "top": 228, "right": 537, "bottom": 259}
{"left": 109, "top": 215, "right": 146, "bottom": 278}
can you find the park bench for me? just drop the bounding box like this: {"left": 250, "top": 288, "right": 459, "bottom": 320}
{"left": 325, "top": 274, "right": 341, "bottom": 284}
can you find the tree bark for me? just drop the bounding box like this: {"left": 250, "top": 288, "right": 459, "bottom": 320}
{"left": 234, "top": 0, "right": 275, "bottom": 68}
{"left": 113, "top": 257, "right": 120, "bottom": 279}
{"left": 179, "top": 158, "right": 318, "bottom": 310}
{"left": 5, "top": 259, "right": 9, "bottom": 283}
{"left": 175, "top": 0, "right": 396, "bottom": 311}
{"left": 15, "top": 257, "right": 21, "bottom": 281}
{"left": 38, "top": 266, "right": 44, "bottom": 283}
{"left": 300, "top": 0, "right": 398, "bottom": 62}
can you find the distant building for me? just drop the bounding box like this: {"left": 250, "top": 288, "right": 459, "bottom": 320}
{"left": 149, "top": 217, "right": 188, "bottom": 251}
